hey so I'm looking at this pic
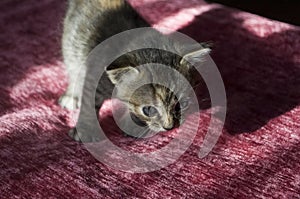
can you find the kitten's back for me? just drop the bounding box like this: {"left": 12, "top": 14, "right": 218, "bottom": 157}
{"left": 62, "top": 0, "right": 148, "bottom": 66}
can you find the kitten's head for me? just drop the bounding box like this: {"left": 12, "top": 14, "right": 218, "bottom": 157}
{"left": 106, "top": 47, "right": 210, "bottom": 132}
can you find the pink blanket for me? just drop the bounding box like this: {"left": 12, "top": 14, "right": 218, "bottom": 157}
{"left": 1, "top": 0, "right": 299, "bottom": 198}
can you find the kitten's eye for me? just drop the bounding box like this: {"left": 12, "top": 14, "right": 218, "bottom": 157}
{"left": 142, "top": 106, "right": 158, "bottom": 117}
{"left": 175, "top": 100, "right": 189, "bottom": 112}
{"left": 181, "top": 100, "right": 189, "bottom": 109}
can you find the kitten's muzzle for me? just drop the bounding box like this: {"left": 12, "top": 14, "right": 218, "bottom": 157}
{"left": 130, "top": 113, "right": 147, "bottom": 127}
{"left": 163, "top": 119, "right": 180, "bottom": 131}
{"left": 163, "top": 126, "right": 173, "bottom": 131}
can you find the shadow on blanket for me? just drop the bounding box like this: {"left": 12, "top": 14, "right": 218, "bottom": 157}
{"left": 178, "top": 7, "right": 300, "bottom": 134}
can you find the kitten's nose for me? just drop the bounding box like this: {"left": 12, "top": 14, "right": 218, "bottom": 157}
{"left": 163, "top": 125, "right": 174, "bottom": 131}
{"left": 163, "top": 119, "right": 180, "bottom": 130}
{"left": 163, "top": 116, "right": 175, "bottom": 130}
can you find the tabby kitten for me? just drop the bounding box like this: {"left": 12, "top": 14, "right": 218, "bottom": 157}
{"left": 59, "top": 0, "right": 210, "bottom": 142}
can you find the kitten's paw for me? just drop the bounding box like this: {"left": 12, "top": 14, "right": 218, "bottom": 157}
{"left": 59, "top": 94, "right": 79, "bottom": 110}
{"left": 68, "top": 128, "right": 101, "bottom": 143}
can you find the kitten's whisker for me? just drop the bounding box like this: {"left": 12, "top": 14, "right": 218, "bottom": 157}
{"left": 200, "top": 98, "right": 210, "bottom": 102}
{"left": 192, "top": 83, "right": 203, "bottom": 89}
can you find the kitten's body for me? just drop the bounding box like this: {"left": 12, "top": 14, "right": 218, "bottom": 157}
{"left": 61, "top": 0, "right": 148, "bottom": 109}
{"left": 60, "top": 0, "right": 209, "bottom": 141}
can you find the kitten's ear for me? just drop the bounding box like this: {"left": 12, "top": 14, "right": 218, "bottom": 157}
{"left": 106, "top": 66, "right": 139, "bottom": 84}
{"left": 180, "top": 46, "right": 211, "bottom": 65}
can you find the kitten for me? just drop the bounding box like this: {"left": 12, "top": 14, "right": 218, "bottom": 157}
{"left": 59, "top": 0, "right": 210, "bottom": 142}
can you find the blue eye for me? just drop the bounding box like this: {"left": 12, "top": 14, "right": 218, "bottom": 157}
{"left": 181, "top": 100, "right": 189, "bottom": 109}
{"left": 142, "top": 106, "right": 158, "bottom": 117}
{"left": 175, "top": 100, "right": 189, "bottom": 112}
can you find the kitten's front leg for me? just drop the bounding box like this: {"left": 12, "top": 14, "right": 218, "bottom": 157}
{"left": 59, "top": 68, "right": 86, "bottom": 110}
{"left": 68, "top": 107, "right": 102, "bottom": 142}
{"left": 68, "top": 75, "right": 113, "bottom": 143}
{"left": 58, "top": 59, "right": 97, "bottom": 141}
{"left": 67, "top": 102, "right": 103, "bottom": 143}
{"left": 59, "top": 93, "right": 80, "bottom": 110}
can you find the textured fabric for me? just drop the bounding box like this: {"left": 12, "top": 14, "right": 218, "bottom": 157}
{"left": 1, "top": 0, "right": 300, "bottom": 198}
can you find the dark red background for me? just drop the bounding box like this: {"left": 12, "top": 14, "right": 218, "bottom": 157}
{"left": 0, "top": 0, "right": 299, "bottom": 198}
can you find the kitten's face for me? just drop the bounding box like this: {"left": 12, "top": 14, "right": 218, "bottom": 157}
{"left": 126, "top": 84, "right": 191, "bottom": 132}
{"left": 106, "top": 47, "right": 210, "bottom": 132}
